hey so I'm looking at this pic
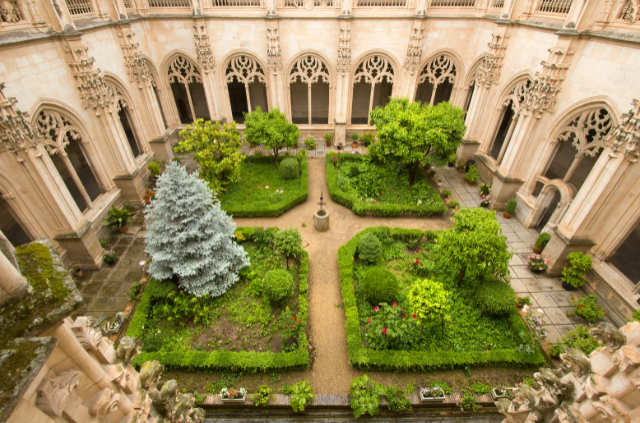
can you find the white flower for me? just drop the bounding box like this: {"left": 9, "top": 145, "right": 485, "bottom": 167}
{"left": 537, "top": 308, "right": 544, "bottom": 314}
{"left": 139, "top": 260, "right": 146, "bottom": 266}
{"left": 522, "top": 305, "right": 529, "bottom": 315}
{"left": 265, "top": 186, "right": 269, "bottom": 189}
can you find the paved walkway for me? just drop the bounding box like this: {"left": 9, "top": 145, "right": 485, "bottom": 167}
{"left": 438, "top": 166, "right": 598, "bottom": 344}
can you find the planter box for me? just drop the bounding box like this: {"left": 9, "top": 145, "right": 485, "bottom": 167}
{"left": 491, "top": 388, "right": 515, "bottom": 401}
{"left": 221, "top": 394, "right": 246, "bottom": 404}
{"left": 108, "top": 312, "right": 125, "bottom": 334}
{"left": 419, "top": 392, "right": 445, "bottom": 403}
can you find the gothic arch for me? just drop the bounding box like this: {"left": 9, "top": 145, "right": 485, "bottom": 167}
{"left": 348, "top": 50, "right": 399, "bottom": 125}
{"left": 30, "top": 101, "right": 107, "bottom": 213}
{"left": 220, "top": 50, "right": 270, "bottom": 123}
{"left": 482, "top": 71, "right": 534, "bottom": 164}
{"left": 528, "top": 178, "right": 574, "bottom": 232}
{"left": 414, "top": 49, "right": 465, "bottom": 107}
{"left": 161, "top": 51, "right": 210, "bottom": 124}
{"left": 103, "top": 74, "right": 148, "bottom": 159}
{"left": 142, "top": 56, "right": 172, "bottom": 128}
{"left": 285, "top": 50, "right": 334, "bottom": 125}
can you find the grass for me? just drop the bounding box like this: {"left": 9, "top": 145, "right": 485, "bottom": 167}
{"left": 218, "top": 157, "right": 308, "bottom": 217}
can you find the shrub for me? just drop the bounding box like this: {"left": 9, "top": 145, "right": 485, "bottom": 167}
{"left": 351, "top": 133, "right": 360, "bottom": 142}
{"left": 470, "top": 382, "right": 492, "bottom": 396}
{"left": 477, "top": 277, "right": 516, "bottom": 316}
{"left": 442, "top": 189, "right": 451, "bottom": 197}
{"left": 361, "top": 268, "right": 399, "bottom": 306}
{"left": 103, "top": 206, "right": 134, "bottom": 230}
{"left": 279, "top": 158, "right": 300, "bottom": 180}
{"left": 535, "top": 233, "right": 552, "bottom": 251}
{"left": 385, "top": 383, "right": 414, "bottom": 412}
{"left": 148, "top": 161, "right": 162, "bottom": 177}
{"left": 551, "top": 325, "right": 601, "bottom": 356}
{"left": 263, "top": 269, "right": 295, "bottom": 303}
{"left": 273, "top": 229, "right": 304, "bottom": 269}
{"left": 527, "top": 254, "right": 547, "bottom": 272}
{"left": 448, "top": 200, "right": 459, "bottom": 208}
{"left": 357, "top": 233, "right": 381, "bottom": 263}
{"left": 633, "top": 309, "right": 640, "bottom": 323}
{"left": 505, "top": 199, "right": 517, "bottom": 214}
{"left": 562, "top": 252, "right": 593, "bottom": 288}
{"left": 289, "top": 381, "right": 315, "bottom": 412}
{"left": 250, "top": 385, "right": 272, "bottom": 407}
{"left": 349, "top": 375, "right": 384, "bottom": 418}
{"left": 569, "top": 294, "right": 605, "bottom": 322}
{"left": 464, "top": 165, "right": 480, "bottom": 183}
{"left": 304, "top": 137, "right": 316, "bottom": 150}
{"left": 479, "top": 183, "right": 491, "bottom": 195}
{"left": 409, "top": 278, "right": 450, "bottom": 328}
{"left": 459, "top": 390, "right": 481, "bottom": 412}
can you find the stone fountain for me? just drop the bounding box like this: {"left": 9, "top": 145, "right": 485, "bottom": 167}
{"left": 314, "top": 191, "right": 329, "bottom": 232}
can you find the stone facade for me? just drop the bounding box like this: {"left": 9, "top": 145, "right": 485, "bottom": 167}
{"left": 1, "top": 0, "right": 640, "bottom": 320}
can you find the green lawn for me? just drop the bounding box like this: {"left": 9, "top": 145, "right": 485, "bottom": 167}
{"left": 218, "top": 156, "right": 308, "bottom": 217}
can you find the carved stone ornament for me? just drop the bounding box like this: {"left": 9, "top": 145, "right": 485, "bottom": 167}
{"left": 71, "top": 316, "right": 103, "bottom": 352}
{"left": 353, "top": 55, "right": 394, "bottom": 86}
{"left": 619, "top": 0, "right": 640, "bottom": 24}
{"left": 523, "top": 48, "right": 571, "bottom": 118}
{"left": 117, "top": 336, "right": 144, "bottom": 366}
{"left": 167, "top": 55, "right": 203, "bottom": 86}
{"left": 266, "top": 27, "right": 282, "bottom": 74}
{"left": 118, "top": 31, "right": 151, "bottom": 88}
{"left": 498, "top": 322, "right": 640, "bottom": 423}
{"left": 404, "top": 26, "right": 424, "bottom": 74}
{"left": 289, "top": 55, "right": 330, "bottom": 86}
{"left": 475, "top": 34, "right": 507, "bottom": 88}
{"left": 85, "top": 388, "right": 121, "bottom": 418}
{"left": 36, "top": 371, "right": 82, "bottom": 417}
{"left": 610, "top": 99, "right": 640, "bottom": 159}
{"left": 417, "top": 55, "right": 457, "bottom": 90}
{"left": 0, "top": 82, "right": 41, "bottom": 154}
{"left": 66, "top": 46, "right": 116, "bottom": 112}
{"left": 337, "top": 27, "right": 351, "bottom": 76}
{"left": 193, "top": 25, "right": 214, "bottom": 74}
{"left": 225, "top": 55, "right": 266, "bottom": 87}
{"left": 0, "top": 0, "right": 23, "bottom": 23}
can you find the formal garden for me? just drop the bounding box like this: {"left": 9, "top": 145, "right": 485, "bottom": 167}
{"left": 109, "top": 99, "right": 612, "bottom": 417}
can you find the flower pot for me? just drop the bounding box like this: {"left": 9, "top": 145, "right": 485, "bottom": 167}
{"left": 420, "top": 392, "right": 445, "bottom": 403}
{"left": 533, "top": 246, "right": 542, "bottom": 254}
{"left": 326, "top": 141, "right": 331, "bottom": 147}
{"left": 467, "top": 180, "right": 475, "bottom": 186}
{"left": 221, "top": 394, "right": 246, "bottom": 404}
{"left": 74, "top": 270, "right": 83, "bottom": 278}
{"left": 119, "top": 225, "right": 128, "bottom": 233}
{"left": 448, "top": 162, "right": 454, "bottom": 167}
{"left": 352, "top": 142, "right": 358, "bottom": 149}
{"left": 458, "top": 167, "right": 464, "bottom": 173}
{"left": 530, "top": 267, "right": 544, "bottom": 274}
{"left": 151, "top": 176, "right": 158, "bottom": 182}
{"left": 504, "top": 212, "right": 513, "bottom": 219}
{"left": 491, "top": 388, "right": 515, "bottom": 401}
{"left": 108, "top": 312, "right": 125, "bottom": 334}
{"left": 562, "top": 281, "right": 579, "bottom": 291}
{"left": 480, "top": 203, "right": 489, "bottom": 208}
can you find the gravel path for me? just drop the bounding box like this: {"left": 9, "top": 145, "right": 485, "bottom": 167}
{"left": 234, "top": 158, "right": 451, "bottom": 394}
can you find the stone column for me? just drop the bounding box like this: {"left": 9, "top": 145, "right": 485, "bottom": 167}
{"left": 401, "top": 20, "right": 424, "bottom": 100}
{"left": 0, "top": 245, "right": 29, "bottom": 301}
{"left": 334, "top": 19, "right": 351, "bottom": 142}
{"left": 193, "top": 19, "right": 223, "bottom": 122}
{"left": 266, "top": 20, "right": 285, "bottom": 111}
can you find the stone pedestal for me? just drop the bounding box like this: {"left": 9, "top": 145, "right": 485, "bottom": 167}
{"left": 148, "top": 136, "right": 174, "bottom": 162}
{"left": 457, "top": 139, "right": 480, "bottom": 163}
{"left": 314, "top": 210, "right": 329, "bottom": 232}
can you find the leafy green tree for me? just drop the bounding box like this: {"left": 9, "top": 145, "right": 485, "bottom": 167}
{"left": 408, "top": 278, "right": 450, "bottom": 337}
{"left": 437, "top": 208, "right": 512, "bottom": 285}
{"left": 369, "top": 98, "right": 466, "bottom": 185}
{"left": 244, "top": 107, "right": 300, "bottom": 167}
{"left": 349, "top": 375, "right": 385, "bottom": 418}
{"left": 173, "top": 119, "right": 245, "bottom": 192}
{"left": 273, "top": 228, "right": 304, "bottom": 269}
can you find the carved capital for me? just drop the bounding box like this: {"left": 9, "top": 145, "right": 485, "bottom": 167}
{"left": 403, "top": 26, "right": 424, "bottom": 75}
{"left": 590, "top": 322, "right": 626, "bottom": 353}
{"left": 337, "top": 27, "right": 351, "bottom": 76}
{"left": 117, "top": 336, "right": 144, "bottom": 367}
{"left": 266, "top": 27, "right": 282, "bottom": 74}
{"left": 193, "top": 25, "right": 214, "bottom": 74}
{"left": 36, "top": 371, "right": 82, "bottom": 417}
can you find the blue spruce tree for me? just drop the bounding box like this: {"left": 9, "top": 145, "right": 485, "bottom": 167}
{"left": 144, "top": 163, "right": 249, "bottom": 297}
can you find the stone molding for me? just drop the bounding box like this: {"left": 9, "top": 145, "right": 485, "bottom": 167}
{"left": 337, "top": 26, "right": 351, "bottom": 77}
{"left": 193, "top": 23, "right": 215, "bottom": 74}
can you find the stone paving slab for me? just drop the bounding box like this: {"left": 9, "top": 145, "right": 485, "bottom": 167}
{"left": 531, "top": 292, "right": 558, "bottom": 308}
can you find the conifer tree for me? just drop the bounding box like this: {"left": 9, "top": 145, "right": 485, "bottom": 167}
{"left": 144, "top": 163, "right": 249, "bottom": 297}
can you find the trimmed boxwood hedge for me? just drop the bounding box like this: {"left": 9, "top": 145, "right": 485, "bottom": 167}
{"left": 128, "top": 227, "right": 310, "bottom": 372}
{"left": 326, "top": 154, "right": 447, "bottom": 217}
{"left": 339, "top": 227, "right": 546, "bottom": 371}
{"left": 221, "top": 155, "right": 309, "bottom": 218}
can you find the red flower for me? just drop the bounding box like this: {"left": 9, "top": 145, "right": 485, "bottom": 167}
{"left": 291, "top": 316, "right": 295, "bottom": 320}
{"left": 402, "top": 313, "right": 405, "bottom": 318}
{"left": 382, "top": 328, "right": 387, "bottom": 335}
{"left": 283, "top": 325, "right": 286, "bottom": 328}
{"left": 290, "top": 324, "right": 294, "bottom": 328}
{"left": 393, "top": 302, "right": 398, "bottom": 307}
{"left": 412, "top": 314, "right": 417, "bottom": 319}
{"left": 367, "top": 318, "right": 371, "bottom": 323}
{"left": 374, "top": 306, "right": 379, "bottom": 313}
{"left": 298, "top": 320, "right": 301, "bottom": 323}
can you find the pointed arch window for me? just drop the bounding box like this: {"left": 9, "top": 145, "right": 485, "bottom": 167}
{"left": 106, "top": 81, "right": 143, "bottom": 158}
{"left": 415, "top": 55, "right": 457, "bottom": 106}
{"left": 489, "top": 79, "right": 531, "bottom": 163}
{"left": 36, "top": 110, "right": 103, "bottom": 212}
{"left": 167, "top": 56, "right": 210, "bottom": 124}
{"left": 350, "top": 56, "right": 394, "bottom": 124}
{"left": 289, "top": 55, "right": 330, "bottom": 125}
{"left": 543, "top": 108, "right": 612, "bottom": 192}
{"left": 225, "top": 55, "right": 268, "bottom": 124}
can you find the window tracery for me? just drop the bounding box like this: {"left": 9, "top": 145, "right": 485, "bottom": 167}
{"left": 416, "top": 55, "right": 456, "bottom": 88}
{"left": 353, "top": 55, "right": 394, "bottom": 86}
{"left": 555, "top": 108, "right": 612, "bottom": 159}
{"left": 503, "top": 78, "right": 531, "bottom": 115}
{"left": 167, "top": 56, "right": 202, "bottom": 86}
{"left": 35, "top": 110, "right": 83, "bottom": 156}
{"left": 167, "top": 55, "right": 208, "bottom": 124}
{"left": 225, "top": 55, "right": 266, "bottom": 86}
{"left": 350, "top": 55, "right": 394, "bottom": 124}
{"left": 289, "top": 55, "right": 330, "bottom": 125}
{"left": 289, "top": 55, "right": 330, "bottom": 85}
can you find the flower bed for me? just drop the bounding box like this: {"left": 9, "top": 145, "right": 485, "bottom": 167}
{"left": 326, "top": 154, "right": 446, "bottom": 217}
{"left": 218, "top": 156, "right": 308, "bottom": 217}
{"left": 338, "top": 227, "right": 545, "bottom": 371}
{"left": 127, "top": 227, "right": 310, "bottom": 372}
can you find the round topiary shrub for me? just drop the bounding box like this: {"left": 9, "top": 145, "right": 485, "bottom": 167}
{"left": 358, "top": 233, "right": 381, "bottom": 264}
{"left": 280, "top": 158, "right": 300, "bottom": 180}
{"left": 361, "top": 267, "right": 399, "bottom": 305}
{"left": 477, "top": 277, "right": 516, "bottom": 316}
{"left": 263, "top": 269, "right": 295, "bottom": 303}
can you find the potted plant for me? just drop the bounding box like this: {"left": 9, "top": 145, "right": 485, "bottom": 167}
{"left": 457, "top": 160, "right": 466, "bottom": 173}
{"left": 533, "top": 233, "right": 551, "bottom": 254}
{"left": 442, "top": 189, "right": 451, "bottom": 197}
{"left": 335, "top": 139, "right": 345, "bottom": 150}
{"left": 480, "top": 195, "right": 491, "bottom": 208}
{"left": 148, "top": 161, "right": 162, "bottom": 181}
{"left": 350, "top": 133, "right": 359, "bottom": 149}
{"left": 515, "top": 296, "right": 531, "bottom": 309}
{"left": 491, "top": 386, "right": 516, "bottom": 401}
{"left": 103, "top": 250, "right": 117, "bottom": 265}
{"left": 221, "top": 387, "right": 247, "bottom": 403}
{"left": 448, "top": 200, "right": 459, "bottom": 209}
{"left": 362, "top": 132, "right": 374, "bottom": 147}
{"left": 429, "top": 168, "right": 436, "bottom": 178}
{"left": 172, "top": 157, "right": 181, "bottom": 164}
{"left": 143, "top": 188, "right": 156, "bottom": 205}
{"left": 568, "top": 294, "right": 605, "bottom": 322}
{"left": 448, "top": 153, "right": 456, "bottom": 167}
{"left": 561, "top": 252, "right": 592, "bottom": 291}
{"left": 504, "top": 199, "right": 517, "bottom": 218}
{"left": 420, "top": 386, "right": 445, "bottom": 402}
{"left": 463, "top": 164, "right": 480, "bottom": 185}
{"left": 69, "top": 264, "right": 82, "bottom": 278}
{"left": 324, "top": 133, "right": 332, "bottom": 147}
{"left": 527, "top": 254, "right": 547, "bottom": 273}
{"left": 479, "top": 183, "right": 491, "bottom": 196}
{"left": 305, "top": 137, "right": 316, "bottom": 151}
{"left": 103, "top": 206, "right": 134, "bottom": 233}
{"left": 108, "top": 312, "right": 125, "bottom": 334}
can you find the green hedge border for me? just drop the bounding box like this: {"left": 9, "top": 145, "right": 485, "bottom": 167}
{"left": 128, "top": 227, "right": 310, "bottom": 372}
{"left": 221, "top": 155, "right": 308, "bottom": 217}
{"left": 339, "top": 226, "right": 546, "bottom": 371}
{"left": 325, "top": 154, "right": 447, "bottom": 217}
